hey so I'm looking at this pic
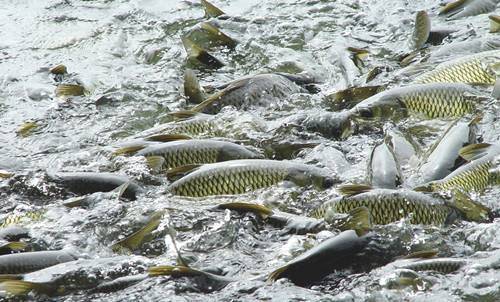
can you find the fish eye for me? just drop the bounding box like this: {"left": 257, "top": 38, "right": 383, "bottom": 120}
{"left": 358, "top": 108, "right": 374, "bottom": 118}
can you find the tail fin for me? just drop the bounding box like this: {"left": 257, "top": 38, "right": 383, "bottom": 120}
{"left": 451, "top": 190, "right": 491, "bottom": 222}
{"left": 111, "top": 210, "right": 165, "bottom": 252}
{"left": 0, "top": 280, "right": 45, "bottom": 296}
{"left": 113, "top": 145, "right": 147, "bottom": 156}
{"left": 145, "top": 156, "right": 165, "bottom": 173}
{"left": 489, "top": 15, "right": 500, "bottom": 33}
{"left": 184, "top": 69, "right": 206, "bottom": 104}
{"left": 201, "top": 0, "right": 225, "bottom": 18}
{"left": 182, "top": 36, "right": 224, "bottom": 69}
{"left": 337, "top": 206, "right": 372, "bottom": 234}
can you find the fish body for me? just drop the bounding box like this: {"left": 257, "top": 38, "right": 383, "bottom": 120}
{"left": 0, "top": 250, "right": 77, "bottom": 274}
{"left": 136, "top": 139, "right": 262, "bottom": 170}
{"left": 384, "top": 124, "right": 420, "bottom": 165}
{"left": 419, "top": 117, "right": 479, "bottom": 183}
{"left": 293, "top": 110, "right": 355, "bottom": 140}
{"left": 367, "top": 141, "right": 402, "bottom": 188}
{"left": 48, "top": 172, "right": 142, "bottom": 200}
{"left": 413, "top": 50, "right": 500, "bottom": 85}
{"left": 440, "top": 0, "right": 499, "bottom": 20}
{"left": 396, "top": 258, "right": 467, "bottom": 274}
{"left": 427, "top": 144, "right": 500, "bottom": 192}
{"left": 168, "top": 159, "right": 336, "bottom": 197}
{"left": 192, "top": 73, "right": 306, "bottom": 114}
{"left": 351, "top": 83, "right": 482, "bottom": 119}
{"left": 311, "top": 188, "right": 460, "bottom": 225}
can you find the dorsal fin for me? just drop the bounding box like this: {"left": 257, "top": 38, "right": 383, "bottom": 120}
{"left": 490, "top": 15, "right": 500, "bottom": 33}
{"left": 340, "top": 206, "right": 372, "bottom": 235}
{"left": 111, "top": 210, "right": 164, "bottom": 253}
{"left": 201, "top": 0, "right": 225, "bottom": 18}
{"left": 398, "top": 249, "right": 438, "bottom": 259}
{"left": 182, "top": 36, "right": 224, "bottom": 69}
{"left": 184, "top": 69, "right": 205, "bottom": 104}
{"left": 459, "top": 143, "right": 492, "bottom": 161}
{"left": 166, "top": 164, "right": 202, "bottom": 180}
{"left": 200, "top": 22, "right": 237, "bottom": 49}
{"left": 168, "top": 110, "right": 200, "bottom": 120}
{"left": 145, "top": 134, "right": 192, "bottom": 142}
{"left": 215, "top": 202, "right": 274, "bottom": 218}
{"left": 113, "top": 145, "right": 146, "bottom": 156}
{"left": 338, "top": 184, "right": 373, "bottom": 197}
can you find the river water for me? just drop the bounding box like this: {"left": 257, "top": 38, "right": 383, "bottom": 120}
{"left": 0, "top": 0, "right": 499, "bottom": 301}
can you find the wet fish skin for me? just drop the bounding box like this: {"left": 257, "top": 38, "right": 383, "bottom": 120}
{"left": 0, "top": 250, "right": 77, "bottom": 274}
{"left": 48, "top": 172, "right": 142, "bottom": 200}
{"left": 192, "top": 73, "right": 306, "bottom": 114}
{"left": 397, "top": 258, "right": 467, "bottom": 274}
{"left": 418, "top": 117, "right": 479, "bottom": 183}
{"left": 93, "top": 274, "right": 148, "bottom": 293}
{"left": 168, "top": 159, "right": 337, "bottom": 197}
{"left": 135, "top": 139, "right": 262, "bottom": 170}
{"left": 351, "top": 83, "right": 482, "bottom": 120}
{"left": 425, "top": 144, "right": 500, "bottom": 192}
{"left": 367, "top": 141, "right": 402, "bottom": 189}
{"left": 413, "top": 50, "right": 500, "bottom": 85}
{"left": 268, "top": 230, "right": 373, "bottom": 285}
{"left": 311, "top": 188, "right": 461, "bottom": 226}
{"left": 298, "top": 111, "right": 355, "bottom": 140}
{"left": 410, "top": 11, "right": 430, "bottom": 50}
{"left": 383, "top": 124, "right": 421, "bottom": 165}
{"left": 440, "top": 0, "right": 500, "bottom": 20}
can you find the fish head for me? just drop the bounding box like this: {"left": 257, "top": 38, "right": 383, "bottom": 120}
{"left": 354, "top": 95, "right": 407, "bottom": 120}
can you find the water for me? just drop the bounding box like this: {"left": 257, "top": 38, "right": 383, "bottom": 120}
{"left": 0, "top": 0, "right": 499, "bottom": 301}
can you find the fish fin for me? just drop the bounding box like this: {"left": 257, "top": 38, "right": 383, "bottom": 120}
{"left": 2, "top": 241, "right": 27, "bottom": 252}
{"left": 113, "top": 145, "right": 146, "bottom": 156}
{"left": 112, "top": 210, "right": 164, "bottom": 252}
{"left": 165, "top": 223, "right": 189, "bottom": 267}
{"left": 0, "top": 280, "right": 42, "bottom": 296}
{"left": 200, "top": 22, "right": 237, "bottom": 48}
{"left": 201, "top": 0, "right": 225, "bottom": 18}
{"left": 0, "top": 275, "right": 23, "bottom": 283}
{"left": 340, "top": 207, "right": 372, "bottom": 233}
{"left": 145, "top": 156, "right": 165, "bottom": 173}
{"left": 458, "top": 143, "right": 492, "bottom": 161}
{"left": 55, "top": 84, "right": 85, "bottom": 97}
{"left": 16, "top": 121, "right": 38, "bottom": 137}
{"left": 190, "top": 89, "right": 229, "bottom": 112}
{"left": 62, "top": 196, "right": 88, "bottom": 208}
{"left": 114, "top": 181, "right": 131, "bottom": 200}
{"left": 50, "top": 64, "right": 67, "bottom": 75}
{"left": 411, "top": 10, "right": 430, "bottom": 50}
{"left": 337, "top": 184, "right": 373, "bottom": 197}
{"left": 184, "top": 69, "right": 206, "bottom": 104}
{"left": 166, "top": 164, "right": 202, "bottom": 180}
{"left": 267, "top": 265, "right": 289, "bottom": 282}
{"left": 215, "top": 202, "right": 274, "bottom": 218}
{"left": 451, "top": 190, "right": 491, "bottom": 222}
{"left": 469, "top": 114, "right": 483, "bottom": 126}
{"left": 438, "top": 0, "right": 466, "bottom": 15}
{"left": 146, "top": 134, "right": 192, "bottom": 142}
{"left": 148, "top": 265, "right": 201, "bottom": 277}
{"left": 182, "top": 36, "right": 224, "bottom": 69}
{"left": 0, "top": 170, "right": 14, "bottom": 179}
{"left": 168, "top": 110, "right": 200, "bottom": 120}
{"left": 399, "top": 249, "right": 439, "bottom": 259}
{"left": 489, "top": 15, "right": 500, "bottom": 33}
{"left": 492, "top": 76, "right": 500, "bottom": 100}
{"left": 347, "top": 47, "right": 369, "bottom": 69}
{"left": 413, "top": 182, "right": 434, "bottom": 192}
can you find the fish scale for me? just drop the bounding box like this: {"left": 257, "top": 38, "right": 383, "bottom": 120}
{"left": 414, "top": 50, "right": 500, "bottom": 84}
{"left": 432, "top": 161, "right": 492, "bottom": 192}
{"left": 402, "top": 87, "right": 476, "bottom": 118}
{"left": 399, "top": 258, "right": 467, "bottom": 274}
{"left": 168, "top": 159, "right": 332, "bottom": 197}
{"left": 311, "top": 189, "right": 454, "bottom": 225}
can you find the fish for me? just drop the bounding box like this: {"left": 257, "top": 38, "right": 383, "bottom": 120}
{"left": 395, "top": 258, "right": 467, "bottom": 274}
{"left": 325, "top": 85, "right": 386, "bottom": 111}
{"left": 0, "top": 241, "right": 27, "bottom": 255}
{"left": 184, "top": 21, "right": 238, "bottom": 50}
{"left": 201, "top": 0, "right": 226, "bottom": 18}
{"left": 383, "top": 124, "right": 421, "bottom": 166}
{"left": 0, "top": 256, "right": 150, "bottom": 296}
{"left": 0, "top": 250, "right": 77, "bottom": 274}
{"left": 16, "top": 122, "right": 38, "bottom": 137}
{"left": 133, "top": 139, "right": 262, "bottom": 172}
{"left": 439, "top": 0, "right": 500, "bottom": 20}
{"left": 417, "top": 143, "right": 500, "bottom": 192}
{"left": 49, "top": 64, "right": 67, "bottom": 75}
{"left": 92, "top": 274, "right": 148, "bottom": 293}
{"left": 367, "top": 140, "right": 402, "bottom": 189}
{"left": 350, "top": 83, "right": 484, "bottom": 119}
{"left": 167, "top": 159, "right": 337, "bottom": 197}
{"left": 413, "top": 50, "right": 500, "bottom": 85}
{"left": 55, "top": 84, "right": 85, "bottom": 97}
{"left": 111, "top": 211, "right": 165, "bottom": 253}
{"left": 489, "top": 15, "right": 500, "bottom": 33}
{"left": 267, "top": 229, "right": 403, "bottom": 285}
{"left": 290, "top": 110, "right": 355, "bottom": 140}
{"left": 191, "top": 73, "right": 307, "bottom": 114}
{"left": 310, "top": 185, "right": 490, "bottom": 225}
{"left": 410, "top": 11, "right": 431, "bottom": 50}
{"left": 47, "top": 172, "right": 143, "bottom": 200}
{"left": 184, "top": 69, "right": 206, "bottom": 104}
{"left": 182, "top": 36, "right": 224, "bottom": 69}
{"left": 418, "top": 116, "right": 480, "bottom": 183}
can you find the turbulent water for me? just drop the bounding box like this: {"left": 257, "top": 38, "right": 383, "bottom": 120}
{"left": 0, "top": 0, "right": 500, "bottom": 301}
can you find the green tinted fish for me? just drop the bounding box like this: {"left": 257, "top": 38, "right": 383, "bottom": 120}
{"left": 489, "top": 15, "right": 500, "bottom": 33}
{"left": 135, "top": 139, "right": 262, "bottom": 172}
{"left": 201, "top": 0, "right": 226, "bottom": 18}
{"left": 326, "top": 85, "right": 386, "bottom": 111}
{"left": 111, "top": 211, "right": 164, "bottom": 253}
{"left": 367, "top": 140, "right": 402, "bottom": 189}
{"left": 396, "top": 258, "right": 467, "bottom": 274}
{"left": 168, "top": 159, "right": 337, "bottom": 197}
{"left": 418, "top": 116, "right": 480, "bottom": 183}
{"left": 184, "top": 69, "right": 206, "bottom": 104}
{"left": 0, "top": 250, "right": 77, "bottom": 274}
{"left": 0, "top": 210, "right": 45, "bottom": 228}
{"left": 410, "top": 11, "right": 430, "bottom": 50}
{"left": 351, "top": 83, "right": 483, "bottom": 119}
{"left": 311, "top": 185, "right": 489, "bottom": 225}
{"left": 291, "top": 110, "right": 355, "bottom": 140}
{"left": 191, "top": 73, "right": 306, "bottom": 114}
{"left": 182, "top": 36, "right": 224, "bottom": 69}
{"left": 420, "top": 143, "right": 500, "bottom": 192}
{"left": 413, "top": 50, "right": 500, "bottom": 84}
